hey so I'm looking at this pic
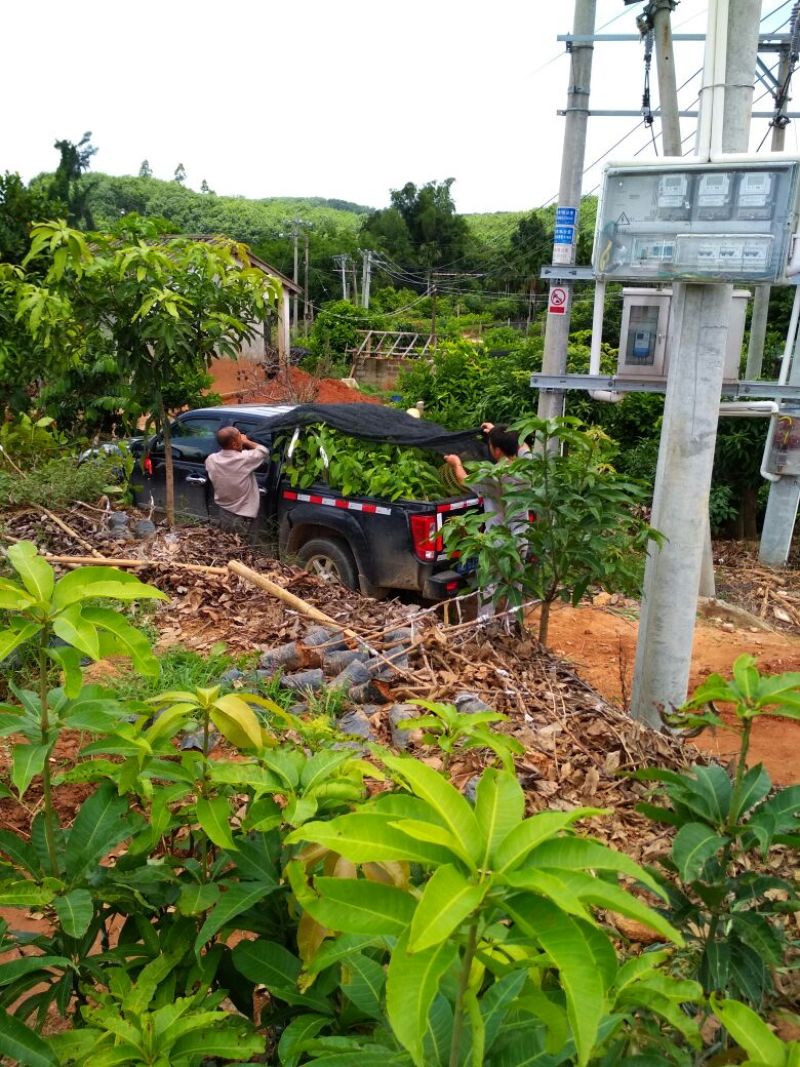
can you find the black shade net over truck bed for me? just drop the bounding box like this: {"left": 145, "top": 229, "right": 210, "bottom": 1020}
{"left": 251, "top": 404, "right": 489, "bottom": 460}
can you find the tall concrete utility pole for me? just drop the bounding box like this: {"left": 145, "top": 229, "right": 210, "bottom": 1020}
{"left": 631, "top": 0, "right": 761, "bottom": 729}
{"left": 361, "top": 249, "right": 372, "bottom": 309}
{"left": 760, "top": 357, "right": 800, "bottom": 565}
{"left": 537, "top": 0, "right": 596, "bottom": 423}
{"left": 303, "top": 233, "right": 310, "bottom": 334}
{"left": 646, "top": 0, "right": 716, "bottom": 599}
{"left": 650, "top": 0, "right": 681, "bottom": 155}
{"left": 334, "top": 255, "right": 349, "bottom": 301}
{"left": 291, "top": 223, "right": 300, "bottom": 331}
{"left": 746, "top": 46, "right": 793, "bottom": 380}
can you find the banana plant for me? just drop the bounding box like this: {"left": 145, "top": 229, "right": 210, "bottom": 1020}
{"left": 278, "top": 761, "right": 695, "bottom": 1067}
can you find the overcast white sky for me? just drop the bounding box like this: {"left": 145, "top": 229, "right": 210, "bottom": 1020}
{"left": 1, "top": 1, "right": 795, "bottom": 214}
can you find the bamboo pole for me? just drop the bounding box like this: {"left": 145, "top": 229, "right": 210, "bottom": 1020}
{"left": 36, "top": 506, "right": 103, "bottom": 558}
{"left": 40, "top": 553, "right": 227, "bottom": 575}
{"left": 228, "top": 559, "right": 363, "bottom": 642}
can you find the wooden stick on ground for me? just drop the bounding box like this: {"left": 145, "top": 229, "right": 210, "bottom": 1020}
{"left": 41, "top": 553, "right": 228, "bottom": 575}
{"left": 36, "top": 506, "right": 103, "bottom": 558}
{"left": 228, "top": 559, "right": 365, "bottom": 643}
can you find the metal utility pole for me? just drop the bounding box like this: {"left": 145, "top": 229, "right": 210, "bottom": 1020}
{"left": 746, "top": 45, "right": 794, "bottom": 380}
{"left": 537, "top": 0, "right": 596, "bottom": 423}
{"left": 361, "top": 249, "right": 372, "bottom": 309}
{"left": 350, "top": 260, "right": 359, "bottom": 305}
{"left": 333, "top": 255, "right": 349, "bottom": 301}
{"left": 631, "top": 0, "right": 761, "bottom": 729}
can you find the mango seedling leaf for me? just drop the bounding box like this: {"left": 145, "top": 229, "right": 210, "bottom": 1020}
{"left": 210, "top": 693, "right": 263, "bottom": 750}
{"left": 0, "top": 880, "right": 57, "bottom": 907}
{"left": 232, "top": 939, "right": 333, "bottom": 1013}
{"left": 287, "top": 812, "right": 454, "bottom": 867}
{"left": 672, "top": 822, "right": 729, "bottom": 883}
{"left": 0, "top": 577, "right": 36, "bottom": 612}
{"left": 710, "top": 996, "right": 786, "bottom": 1067}
{"left": 52, "top": 604, "right": 100, "bottom": 661}
{"left": 0, "top": 828, "right": 43, "bottom": 877}
{"left": 81, "top": 606, "right": 159, "bottom": 677}
{"left": 0, "top": 622, "right": 43, "bottom": 664}
{"left": 341, "top": 952, "right": 386, "bottom": 1020}
{"left": 11, "top": 742, "right": 48, "bottom": 798}
{"left": 47, "top": 646, "right": 84, "bottom": 699}
{"left": 382, "top": 754, "right": 481, "bottom": 868}
{"left": 408, "top": 864, "right": 486, "bottom": 952}
{"left": 507, "top": 895, "right": 608, "bottom": 1067}
{"left": 307, "top": 876, "right": 416, "bottom": 936}
{"left": 0, "top": 955, "right": 73, "bottom": 988}
{"left": 277, "top": 1014, "right": 330, "bottom": 1067}
{"left": 0, "top": 1006, "right": 56, "bottom": 1067}
{"left": 53, "top": 888, "right": 93, "bottom": 938}
{"left": 7, "top": 541, "right": 54, "bottom": 603}
{"left": 65, "top": 782, "right": 135, "bottom": 880}
{"left": 52, "top": 566, "right": 167, "bottom": 611}
{"left": 525, "top": 836, "right": 663, "bottom": 896}
{"left": 475, "top": 768, "right": 525, "bottom": 869}
{"left": 194, "top": 881, "right": 277, "bottom": 954}
{"left": 493, "top": 809, "right": 602, "bottom": 875}
{"left": 177, "top": 882, "right": 220, "bottom": 916}
{"left": 386, "top": 931, "right": 457, "bottom": 1067}
{"left": 196, "top": 796, "right": 237, "bottom": 851}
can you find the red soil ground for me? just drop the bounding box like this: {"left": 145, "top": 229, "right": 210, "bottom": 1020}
{"left": 208, "top": 358, "right": 384, "bottom": 406}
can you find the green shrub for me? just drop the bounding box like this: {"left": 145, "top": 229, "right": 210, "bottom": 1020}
{"left": 0, "top": 452, "right": 124, "bottom": 510}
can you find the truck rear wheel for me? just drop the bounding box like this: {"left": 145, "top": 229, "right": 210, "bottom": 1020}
{"left": 296, "top": 538, "right": 358, "bottom": 591}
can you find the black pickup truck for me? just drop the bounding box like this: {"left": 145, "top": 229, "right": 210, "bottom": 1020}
{"left": 130, "top": 403, "right": 485, "bottom": 600}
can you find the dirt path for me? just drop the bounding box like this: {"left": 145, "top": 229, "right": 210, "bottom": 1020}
{"left": 544, "top": 602, "right": 800, "bottom": 785}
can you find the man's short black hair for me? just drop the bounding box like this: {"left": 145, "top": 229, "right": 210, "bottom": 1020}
{"left": 487, "top": 424, "right": 519, "bottom": 458}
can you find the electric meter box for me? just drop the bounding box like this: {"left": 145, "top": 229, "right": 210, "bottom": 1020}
{"left": 594, "top": 158, "right": 800, "bottom": 283}
{"left": 618, "top": 288, "right": 749, "bottom": 381}
{"left": 764, "top": 411, "right": 800, "bottom": 476}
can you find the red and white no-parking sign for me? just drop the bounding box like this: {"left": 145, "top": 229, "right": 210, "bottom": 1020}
{"left": 548, "top": 286, "right": 568, "bottom": 315}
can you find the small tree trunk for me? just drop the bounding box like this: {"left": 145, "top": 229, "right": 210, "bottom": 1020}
{"left": 538, "top": 599, "right": 552, "bottom": 646}
{"left": 157, "top": 392, "right": 175, "bottom": 528}
{"left": 740, "top": 486, "right": 759, "bottom": 541}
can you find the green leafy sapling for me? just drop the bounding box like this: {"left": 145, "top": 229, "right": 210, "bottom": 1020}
{"left": 637, "top": 655, "right": 800, "bottom": 1007}
{"left": 395, "top": 698, "right": 524, "bottom": 772}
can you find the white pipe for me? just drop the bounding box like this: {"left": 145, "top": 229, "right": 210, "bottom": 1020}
{"left": 710, "top": 0, "right": 729, "bottom": 161}
{"left": 719, "top": 401, "right": 779, "bottom": 417}
{"left": 779, "top": 286, "right": 800, "bottom": 386}
{"left": 695, "top": 0, "right": 717, "bottom": 159}
{"left": 588, "top": 279, "right": 622, "bottom": 403}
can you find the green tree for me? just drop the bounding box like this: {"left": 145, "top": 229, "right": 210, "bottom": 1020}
{"left": 0, "top": 172, "right": 61, "bottom": 265}
{"left": 51, "top": 131, "right": 98, "bottom": 228}
{"left": 16, "top": 218, "right": 281, "bottom": 524}
{"left": 138, "top": 159, "right": 153, "bottom": 178}
{"left": 444, "top": 416, "right": 659, "bottom": 644}
{"left": 362, "top": 179, "right": 471, "bottom": 270}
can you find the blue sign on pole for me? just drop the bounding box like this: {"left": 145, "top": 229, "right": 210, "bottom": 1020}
{"left": 556, "top": 207, "right": 577, "bottom": 227}
{"left": 554, "top": 225, "right": 576, "bottom": 245}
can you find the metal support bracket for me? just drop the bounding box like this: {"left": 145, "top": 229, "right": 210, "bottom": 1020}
{"left": 529, "top": 373, "right": 800, "bottom": 399}
{"left": 540, "top": 265, "right": 594, "bottom": 281}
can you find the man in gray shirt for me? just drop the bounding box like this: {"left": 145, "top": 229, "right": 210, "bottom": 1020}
{"left": 205, "top": 426, "right": 269, "bottom": 538}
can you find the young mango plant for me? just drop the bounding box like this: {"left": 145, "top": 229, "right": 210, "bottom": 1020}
{"left": 395, "top": 698, "right": 524, "bottom": 773}
{"left": 443, "top": 417, "right": 661, "bottom": 644}
{"left": 710, "top": 996, "right": 800, "bottom": 1066}
{"left": 281, "top": 760, "right": 702, "bottom": 1067}
{"left": 636, "top": 655, "right": 800, "bottom": 1008}
{"left": 0, "top": 544, "right": 167, "bottom": 1057}
{"left": 47, "top": 953, "right": 264, "bottom": 1066}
